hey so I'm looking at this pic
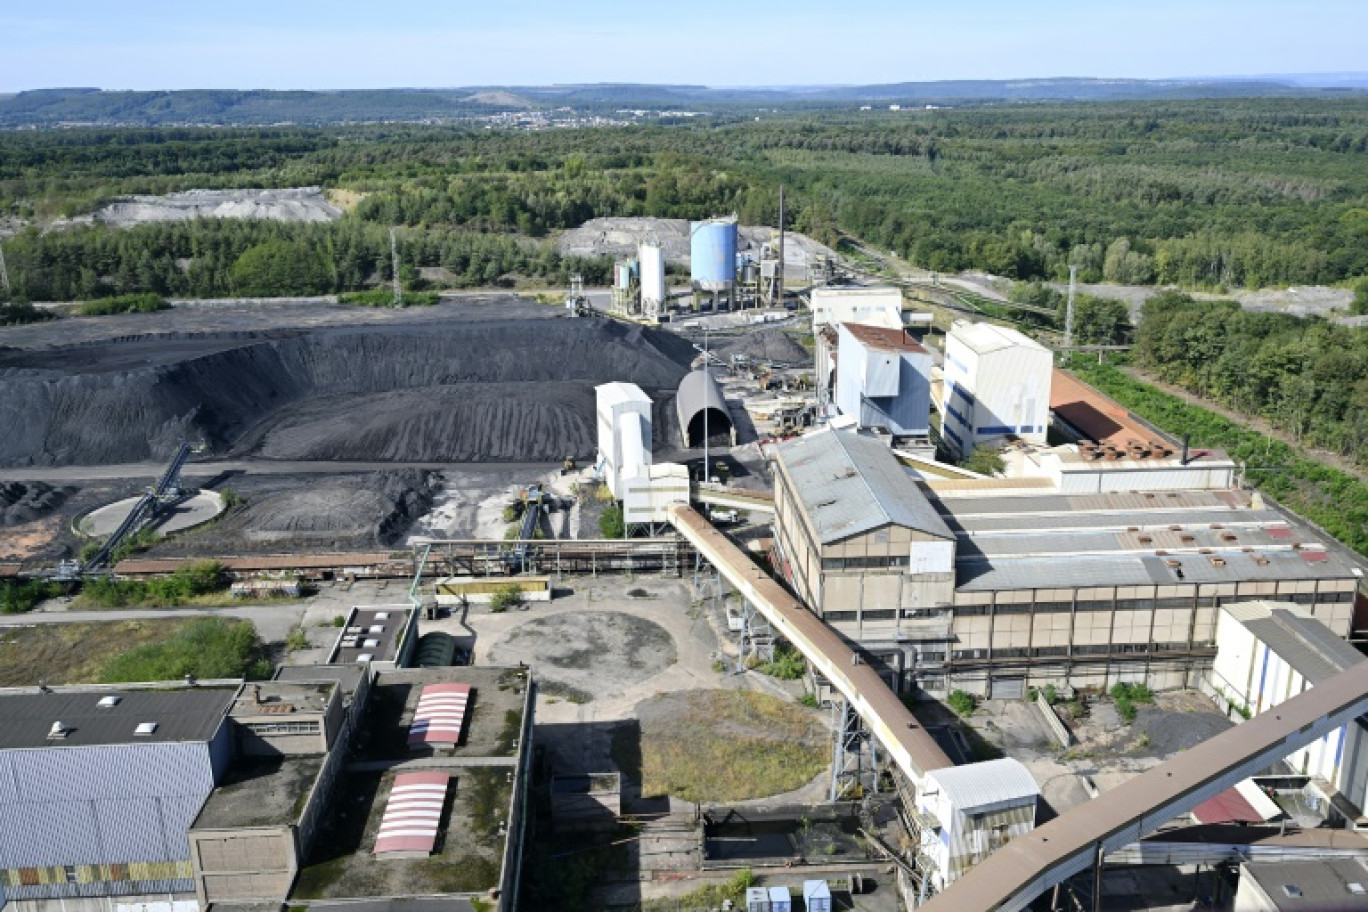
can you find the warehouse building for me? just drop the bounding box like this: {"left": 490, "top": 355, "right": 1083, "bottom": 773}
{"left": 0, "top": 682, "right": 239, "bottom": 909}
{"left": 939, "top": 321, "right": 1051, "bottom": 458}
{"left": 770, "top": 430, "right": 1364, "bottom": 698}
{"left": 833, "top": 323, "right": 934, "bottom": 442}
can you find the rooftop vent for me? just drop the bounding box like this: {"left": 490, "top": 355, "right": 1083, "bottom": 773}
{"left": 134, "top": 722, "right": 158, "bottom": 736}
{"left": 1221, "top": 533, "right": 1238, "bottom": 542}
{"left": 1165, "top": 559, "right": 1182, "bottom": 569}
{"left": 1180, "top": 534, "right": 1196, "bottom": 543}
{"left": 356, "top": 653, "right": 374, "bottom": 663}
{"left": 97, "top": 695, "right": 122, "bottom": 708}
{"left": 1137, "top": 535, "right": 1153, "bottom": 545}
{"left": 1350, "top": 883, "right": 1365, "bottom": 896}
{"left": 47, "top": 721, "right": 69, "bottom": 740}
{"left": 1209, "top": 557, "right": 1227, "bottom": 568}
{"left": 375, "top": 612, "right": 391, "bottom": 620}
{"left": 1254, "top": 556, "right": 1271, "bottom": 566}
{"left": 1282, "top": 885, "right": 1303, "bottom": 899}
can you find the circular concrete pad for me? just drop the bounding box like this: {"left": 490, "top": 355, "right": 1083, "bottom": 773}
{"left": 485, "top": 611, "right": 676, "bottom": 703}
{"left": 79, "top": 491, "right": 225, "bottom": 538}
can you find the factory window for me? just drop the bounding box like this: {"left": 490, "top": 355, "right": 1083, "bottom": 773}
{"left": 994, "top": 647, "right": 1030, "bottom": 658}
{"left": 956, "top": 606, "right": 991, "bottom": 616}
{"left": 1074, "top": 644, "right": 1110, "bottom": 656}
{"left": 919, "top": 651, "right": 946, "bottom": 663}
{"left": 952, "top": 648, "right": 987, "bottom": 660}
{"left": 1154, "top": 597, "right": 1195, "bottom": 609}
{"left": 1032, "top": 646, "right": 1068, "bottom": 657}
{"left": 1032, "top": 602, "right": 1072, "bottom": 614}
{"left": 1318, "top": 590, "right": 1355, "bottom": 603}
{"left": 1076, "top": 600, "right": 1113, "bottom": 612}
{"left": 64, "top": 866, "right": 78, "bottom": 884}
{"left": 824, "top": 611, "right": 857, "bottom": 622}
{"left": 1288, "top": 592, "right": 1318, "bottom": 605}
{"left": 863, "top": 610, "right": 896, "bottom": 621}
{"left": 995, "top": 603, "right": 1031, "bottom": 615}
{"left": 1114, "top": 599, "right": 1154, "bottom": 611}
{"left": 1152, "top": 642, "right": 1189, "bottom": 653}
{"left": 247, "top": 721, "right": 320, "bottom": 735}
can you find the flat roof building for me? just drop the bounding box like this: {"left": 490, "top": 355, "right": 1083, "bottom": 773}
{"left": 834, "top": 323, "right": 933, "bottom": 440}
{"left": 327, "top": 606, "right": 416, "bottom": 669}
{"left": 1234, "top": 857, "right": 1368, "bottom": 910}
{"left": 940, "top": 321, "right": 1051, "bottom": 458}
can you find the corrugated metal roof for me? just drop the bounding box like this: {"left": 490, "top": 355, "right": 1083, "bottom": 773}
{"left": 1191, "top": 786, "right": 1263, "bottom": 825}
{"left": 676, "top": 369, "right": 730, "bottom": 441}
{"left": 373, "top": 771, "right": 449, "bottom": 855}
{"left": 0, "top": 685, "right": 237, "bottom": 749}
{"left": 840, "top": 322, "right": 929, "bottom": 354}
{"left": 950, "top": 321, "right": 1048, "bottom": 356}
{"left": 776, "top": 430, "right": 953, "bottom": 544}
{"left": 407, "top": 683, "right": 471, "bottom": 749}
{"left": 1224, "top": 601, "right": 1365, "bottom": 684}
{"left": 926, "top": 758, "right": 1040, "bottom": 812}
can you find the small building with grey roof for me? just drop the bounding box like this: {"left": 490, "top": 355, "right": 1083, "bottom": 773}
{"left": 1234, "top": 857, "right": 1368, "bottom": 910}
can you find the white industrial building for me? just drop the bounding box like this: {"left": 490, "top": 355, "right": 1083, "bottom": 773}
{"left": 940, "top": 321, "right": 1051, "bottom": 458}
{"left": 1208, "top": 601, "right": 1368, "bottom": 811}
{"left": 810, "top": 286, "right": 904, "bottom": 405}
{"left": 621, "top": 462, "right": 690, "bottom": 532}
{"left": 595, "top": 382, "right": 652, "bottom": 498}
{"left": 918, "top": 759, "right": 1040, "bottom": 889}
{"left": 834, "top": 323, "right": 934, "bottom": 440}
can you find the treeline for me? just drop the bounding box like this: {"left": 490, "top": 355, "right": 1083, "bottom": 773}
{"left": 2, "top": 98, "right": 1367, "bottom": 299}
{"left": 4, "top": 219, "right": 612, "bottom": 300}
{"left": 1133, "top": 292, "right": 1368, "bottom": 465}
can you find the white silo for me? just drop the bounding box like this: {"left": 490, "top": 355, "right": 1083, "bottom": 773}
{"left": 639, "top": 241, "right": 666, "bottom": 320}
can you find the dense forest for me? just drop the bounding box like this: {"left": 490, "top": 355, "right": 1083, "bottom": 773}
{"left": 2, "top": 98, "right": 1367, "bottom": 301}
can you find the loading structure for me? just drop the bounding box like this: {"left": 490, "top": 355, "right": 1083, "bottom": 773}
{"left": 676, "top": 369, "right": 734, "bottom": 449}
{"left": 81, "top": 441, "right": 193, "bottom": 573}
{"left": 919, "top": 656, "right": 1368, "bottom": 912}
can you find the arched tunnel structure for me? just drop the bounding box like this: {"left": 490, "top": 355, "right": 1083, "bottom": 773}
{"left": 676, "top": 368, "right": 733, "bottom": 448}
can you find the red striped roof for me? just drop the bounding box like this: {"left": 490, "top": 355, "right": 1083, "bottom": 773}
{"left": 373, "top": 771, "right": 449, "bottom": 855}
{"left": 407, "top": 683, "right": 471, "bottom": 749}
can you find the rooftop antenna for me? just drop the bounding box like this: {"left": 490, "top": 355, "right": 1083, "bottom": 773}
{"left": 776, "top": 184, "right": 786, "bottom": 308}
{"left": 1063, "top": 264, "right": 1077, "bottom": 358}
{"left": 390, "top": 227, "right": 402, "bottom": 307}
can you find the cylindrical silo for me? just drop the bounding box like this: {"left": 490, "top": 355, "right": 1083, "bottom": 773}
{"left": 639, "top": 242, "right": 666, "bottom": 308}
{"left": 690, "top": 217, "right": 738, "bottom": 291}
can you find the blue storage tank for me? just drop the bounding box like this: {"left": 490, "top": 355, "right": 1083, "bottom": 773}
{"left": 690, "top": 217, "right": 738, "bottom": 290}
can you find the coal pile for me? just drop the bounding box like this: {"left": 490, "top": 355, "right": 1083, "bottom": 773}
{"left": 0, "top": 481, "right": 74, "bottom": 526}
{"left": 717, "top": 329, "right": 810, "bottom": 366}
{"left": 0, "top": 313, "right": 697, "bottom": 467}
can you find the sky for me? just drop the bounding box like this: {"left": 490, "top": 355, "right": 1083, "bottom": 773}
{"left": 2, "top": 0, "right": 1366, "bottom": 92}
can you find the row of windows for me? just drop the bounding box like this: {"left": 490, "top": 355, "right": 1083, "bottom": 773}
{"left": 822, "top": 556, "right": 910, "bottom": 571}
{"left": 1, "top": 860, "right": 192, "bottom": 888}
{"left": 245, "top": 721, "right": 321, "bottom": 735}
{"left": 955, "top": 593, "right": 1353, "bottom": 616}
{"left": 951, "top": 641, "right": 1217, "bottom": 660}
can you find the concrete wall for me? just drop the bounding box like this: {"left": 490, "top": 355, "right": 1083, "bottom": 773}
{"left": 189, "top": 826, "right": 298, "bottom": 905}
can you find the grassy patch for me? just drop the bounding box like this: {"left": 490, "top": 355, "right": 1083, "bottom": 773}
{"left": 98, "top": 617, "right": 271, "bottom": 682}
{"left": 641, "top": 868, "right": 755, "bottom": 912}
{"left": 76, "top": 561, "right": 227, "bottom": 609}
{"left": 0, "top": 578, "right": 63, "bottom": 614}
{"left": 0, "top": 619, "right": 200, "bottom": 686}
{"left": 634, "top": 690, "right": 827, "bottom": 803}
{"left": 78, "top": 293, "right": 167, "bottom": 315}
{"left": 339, "top": 289, "right": 439, "bottom": 307}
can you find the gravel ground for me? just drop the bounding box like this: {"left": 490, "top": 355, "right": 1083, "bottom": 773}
{"left": 52, "top": 187, "right": 341, "bottom": 229}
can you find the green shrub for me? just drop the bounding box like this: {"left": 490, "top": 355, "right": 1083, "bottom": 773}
{"left": 0, "top": 579, "right": 61, "bottom": 614}
{"left": 99, "top": 617, "right": 270, "bottom": 682}
{"left": 332, "top": 614, "right": 346, "bottom": 627}
{"left": 79, "top": 293, "right": 167, "bottom": 316}
{"left": 490, "top": 583, "right": 523, "bottom": 613}
{"left": 220, "top": 488, "right": 243, "bottom": 509}
{"left": 598, "top": 503, "right": 625, "bottom": 539}
{"left": 81, "top": 561, "right": 226, "bottom": 608}
{"left": 799, "top": 692, "right": 819, "bottom": 708}
{"left": 339, "top": 289, "right": 439, "bottom": 307}
{"left": 0, "top": 301, "right": 55, "bottom": 325}
{"left": 963, "top": 445, "right": 1005, "bottom": 476}
{"left": 948, "top": 689, "right": 977, "bottom": 717}
{"left": 760, "top": 642, "right": 807, "bottom": 680}
{"left": 285, "top": 627, "right": 309, "bottom": 652}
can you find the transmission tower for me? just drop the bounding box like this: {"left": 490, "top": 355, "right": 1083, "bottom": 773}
{"left": 390, "top": 227, "right": 402, "bottom": 307}
{"left": 0, "top": 242, "right": 10, "bottom": 301}
{"left": 1063, "top": 264, "right": 1077, "bottom": 354}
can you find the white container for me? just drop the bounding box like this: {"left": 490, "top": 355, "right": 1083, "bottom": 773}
{"left": 640, "top": 242, "right": 666, "bottom": 309}
{"left": 768, "top": 885, "right": 791, "bottom": 912}
{"left": 745, "top": 886, "right": 770, "bottom": 912}
{"left": 803, "top": 880, "right": 832, "bottom": 912}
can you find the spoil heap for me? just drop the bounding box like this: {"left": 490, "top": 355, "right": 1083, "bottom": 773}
{"left": 0, "top": 314, "right": 696, "bottom": 467}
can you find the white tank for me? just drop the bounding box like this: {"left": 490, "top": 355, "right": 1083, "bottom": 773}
{"left": 639, "top": 242, "right": 666, "bottom": 308}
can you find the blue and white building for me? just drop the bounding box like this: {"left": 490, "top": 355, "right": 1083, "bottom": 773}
{"left": 940, "top": 321, "right": 1051, "bottom": 458}
{"left": 834, "top": 323, "right": 933, "bottom": 440}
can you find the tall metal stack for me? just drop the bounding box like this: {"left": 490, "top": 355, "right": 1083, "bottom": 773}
{"left": 638, "top": 241, "right": 666, "bottom": 322}
{"left": 690, "top": 216, "right": 738, "bottom": 311}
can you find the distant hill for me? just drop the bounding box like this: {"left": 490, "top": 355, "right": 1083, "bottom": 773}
{"left": 1, "top": 77, "right": 1363, "bottom": 127}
